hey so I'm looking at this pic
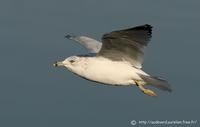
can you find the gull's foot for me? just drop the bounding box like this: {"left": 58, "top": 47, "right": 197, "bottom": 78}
{"left": 142, "top": 89, "right": 157, "bottom": 97}
{"left": 135, "top": 80, "right": 157, "bottom": 97}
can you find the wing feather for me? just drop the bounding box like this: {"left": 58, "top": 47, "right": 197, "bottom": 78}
{"left": 65, "top": 34, "right": 102, "bottom": 53}
{"left": 97, "top": 24, "right": 152, "bottom": 68}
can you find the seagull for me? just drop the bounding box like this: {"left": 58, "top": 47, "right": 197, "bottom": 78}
{"left": 54, "top": 24, "right": 172, "bottom": 97}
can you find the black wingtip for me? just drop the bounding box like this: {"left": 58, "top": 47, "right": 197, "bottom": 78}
{"left": 143, "top": 24, "right": 152, "bottom": 34}
{"left": 125, "top": 24, "right": 153, "bottom": 36}
{"left": 133, "top": 24, "right": 153, "bottom": 30}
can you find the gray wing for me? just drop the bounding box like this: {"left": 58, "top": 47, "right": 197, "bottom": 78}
{"left": 65, "top": 34, "right": 102, "bottom": 53}
{"left": 97, "top": 24, "right": 152, "bottom": 68}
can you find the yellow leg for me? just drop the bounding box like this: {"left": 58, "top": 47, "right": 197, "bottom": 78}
{"left": 135, "top": 80, "right": 157, "bottom": 97}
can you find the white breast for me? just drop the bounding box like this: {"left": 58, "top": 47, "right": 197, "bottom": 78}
{"left": 78, "top": 57, "right": 147, "bottom": 86}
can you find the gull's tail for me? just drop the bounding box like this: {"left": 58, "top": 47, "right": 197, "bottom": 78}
{"left": 139, "top": 74, "right": 172, "bottom": 92}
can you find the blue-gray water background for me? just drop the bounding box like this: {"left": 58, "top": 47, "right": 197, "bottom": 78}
{"left": 0, "top": 0, "right": 200, "bottom": 127}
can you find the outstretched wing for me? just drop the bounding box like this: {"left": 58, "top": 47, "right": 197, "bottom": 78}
{"left": 97, "top": 24, "right": 152, "bottom": 68}
{"left": 65, "top": 34, "right": 102, "bottom": 53}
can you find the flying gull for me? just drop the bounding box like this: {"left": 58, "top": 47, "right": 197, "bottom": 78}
{"left": 54, "top": 24, "right": 172, "bottom": 97}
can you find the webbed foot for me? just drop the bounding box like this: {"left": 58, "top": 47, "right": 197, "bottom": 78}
{"left": 142, "top": 89, "right": 157, "bottom": 97}
{"left": 135, "top": 80, "right": 157, "bottom": 97}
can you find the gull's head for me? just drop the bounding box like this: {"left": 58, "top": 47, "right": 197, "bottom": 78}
{"left": 53, "top": 56, "right": 85, "bottom": 73}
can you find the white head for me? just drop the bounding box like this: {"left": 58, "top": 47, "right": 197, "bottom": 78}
{"left": 53, "top": 55, "right": 86, "bottom": 74}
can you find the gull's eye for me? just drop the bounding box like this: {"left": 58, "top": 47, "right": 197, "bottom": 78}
{"left": 69, "top": 59, "right": 75, "bottom": 63}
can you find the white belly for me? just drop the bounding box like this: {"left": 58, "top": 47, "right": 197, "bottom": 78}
{"left": 79, "top": 57, "right": 147, "bottom": 86}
